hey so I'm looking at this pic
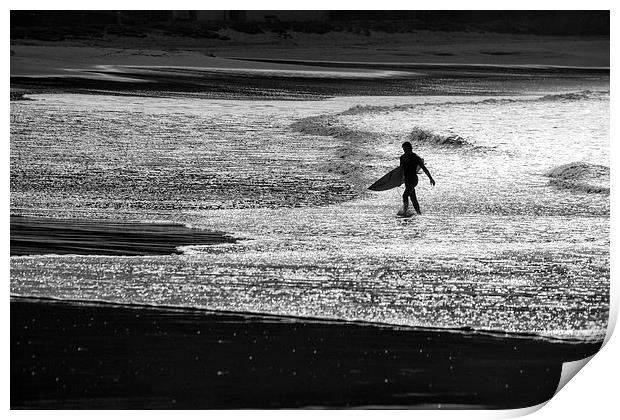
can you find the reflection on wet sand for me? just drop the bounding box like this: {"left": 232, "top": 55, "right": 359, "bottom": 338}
{"left": 10, "top": 298, "right": 601, "bottom": 409}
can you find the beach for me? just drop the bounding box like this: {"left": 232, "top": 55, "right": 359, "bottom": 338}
{"left": 11, "top": 297, "right": 601, "bottom": 409}
{"left": 10, "top": 23, "right": 610, "bottom": 409}
{"left": 10, "top": 28, "right": 609, "bottom": 98}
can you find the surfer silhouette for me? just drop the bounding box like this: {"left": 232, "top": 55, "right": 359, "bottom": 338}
{"left": 400, "top": 141, "right": 435, "bottom": 215}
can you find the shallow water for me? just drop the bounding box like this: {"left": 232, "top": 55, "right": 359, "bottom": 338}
{"left": 10, "top": 82, "right": 609, "bottom": 341}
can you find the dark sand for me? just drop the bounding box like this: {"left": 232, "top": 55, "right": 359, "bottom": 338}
{"left": 10, "top": 63, "right": 609, "bottom": 100}
{"left": 11, "top": 28, "right": 610, "bottom": 68}
{"left": 11, "top": 297, "right": 601, "bottom": 409}
{"left": 9, "top": 40, "right": 609, "bottom": 99}
{"left": 10, "top": 216, "right": 234, "bottom": 256}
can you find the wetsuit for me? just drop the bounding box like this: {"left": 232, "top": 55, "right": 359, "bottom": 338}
{"left": 400, "top": 151, "right": 424, "bottom": 214}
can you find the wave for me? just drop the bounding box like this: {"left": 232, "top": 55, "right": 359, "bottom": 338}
{"left": 479, "top": 90, "right": 609, "bottom": 105}
{"left": 11, "top": 295, "right": 602, "bottom": 344}
{"left": 292, "top": 116, "right": 472, "bottom": 150}
{"left": 290, "top": 115, "right": 378, "bottom": 142}
{"left": 546, "top": 162, "right": 609, "bottom": 194}
{"left": 290, "top": 115, "right": 379, "bottom": 191}
{"left": 293, "top": 89, "right": 607, "bottom": 148}
{"left": 539, "top": 90, "right": 609, "bottom": 102}
{"left": 334, "top": 90, "right": 610, "bottom": 116}
{"left": 339, "top": 104, "right": 390, "bottom": 116}
{"left": 408, "top": 127, "right": 471, "bottom": 148}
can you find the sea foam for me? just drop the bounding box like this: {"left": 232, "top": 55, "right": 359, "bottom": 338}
{"left": 546, "top": 162, "right": 609, "bottom": 195}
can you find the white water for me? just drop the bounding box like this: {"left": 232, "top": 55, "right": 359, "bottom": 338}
{"left": 10, "top": 86, "right": 609, "bottom": 341}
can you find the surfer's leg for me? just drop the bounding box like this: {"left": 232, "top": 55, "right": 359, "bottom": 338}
{"left": 402, "top": 185, "right": 411, "bottom": 211}
{"left": 410, "top": 188, "right": 421, "bottom": 215}
{"left": 402, "top": 190, "right": 409, "bottom": 211}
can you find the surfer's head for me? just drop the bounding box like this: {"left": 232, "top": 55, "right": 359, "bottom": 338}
{"left": 402, "top": 141, "right": 412, "bottom": 152}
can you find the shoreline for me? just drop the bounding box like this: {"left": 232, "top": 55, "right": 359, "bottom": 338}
{"left": 10, "top": 65, "right": 610, "bottom": 101}
{"left": 11, "top": 297, "right": 602, "bottom": 409}
{"left": 10, "top": 34, "right": 609, "bottom": 98}
{"left": 10, "top": 216, "right": 235, "bottom": 256}
{"left": 230, "top": 57, "right": 610, "bottom": 72}
{"left": 12, "top": 295, "right": 601, "bottom": 345}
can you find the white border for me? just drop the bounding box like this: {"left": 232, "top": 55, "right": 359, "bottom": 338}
{"left": 5, "top": 2, "right": 615, "bottom": 419}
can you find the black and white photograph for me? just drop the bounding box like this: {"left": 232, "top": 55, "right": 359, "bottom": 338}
{"left": 9, "top": 5, "right": 611, "bottom": 410}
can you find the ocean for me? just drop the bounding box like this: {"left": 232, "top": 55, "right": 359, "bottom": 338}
{"left": 10, "top": 78, "right": 610, "bottom": 343}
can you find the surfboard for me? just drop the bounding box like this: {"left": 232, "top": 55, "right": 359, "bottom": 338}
{"left": 368, "top": 167, "right": 404, "bottom": 191}
{"left": 368, "top": 163, "right": 423, "bottom": 191}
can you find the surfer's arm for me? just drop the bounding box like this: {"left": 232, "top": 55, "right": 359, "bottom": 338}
{"left": 420, "top": 164, "right": 436, "bottom": 186}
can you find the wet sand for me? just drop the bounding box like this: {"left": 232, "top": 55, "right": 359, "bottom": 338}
{"left": 10, "top": 35, "right": 609, "bottom": 99}
{"left": 11, "top": 297, "right": 601, "bottom": 409}
{"left": 11, "top": 29, "right": 610, "bottom": 69}
{"left": 10, "top": 216, "right": 234, "bottom": 256}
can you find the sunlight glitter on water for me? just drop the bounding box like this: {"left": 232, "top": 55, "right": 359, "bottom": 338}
{"left": 10, "top": 86, "right": 609, "bottom": 341}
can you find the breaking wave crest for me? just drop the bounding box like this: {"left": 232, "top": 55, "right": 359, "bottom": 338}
{"left": 539, "top": 90, "right": 609, "bottom": 102}
{"left": 290, "top": 115, "right": 378, "bottom": 142}
{"left": 339, "top": 104, "right": 389, "bottom": 116}
{"left": 291, "top": 114, "right": 475, "bottom": 153}
{"left": 335, "top": 90, "right": 610, "bottom": 116}
{"left": 546, "top": 162, "right": 609, "bottom": 195}
{"left": 478, "top": 90, "right": 609, "bottom": 105}
{"left": 290, "top": 115, "right": 379, "bottom": 192}
{"left": 408, "top": 127, "right": 471, "bottom": 148}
